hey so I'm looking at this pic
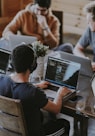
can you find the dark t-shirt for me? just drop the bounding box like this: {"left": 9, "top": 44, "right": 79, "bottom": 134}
{"left": 0, "top": 75, "right": 48, "bottom": 136}
{"left": 78, "top": 27, "right": 95, "bottom": 61}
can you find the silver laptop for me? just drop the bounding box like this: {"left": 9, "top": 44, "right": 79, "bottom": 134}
{"left": 57, "top": 51, "right": 93, "bottom": 78}
{"left": 0, "top": 48, "right": 11, "bottom": 74}
{"left": 8, "top": 35, "right": 37, "bottom": 50}
{"left": 43, "top": 56, "right": 81, "bottom": 101}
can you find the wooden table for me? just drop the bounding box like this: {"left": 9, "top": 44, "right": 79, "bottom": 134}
{"left": 61, "top": 74, "right": 94, "bottom": 136}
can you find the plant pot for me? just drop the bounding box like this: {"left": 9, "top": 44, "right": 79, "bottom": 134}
{"left": 30, "top": 56, "right": 44, "bottom": 82}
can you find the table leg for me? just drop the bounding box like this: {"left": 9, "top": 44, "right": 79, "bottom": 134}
{"left": 80, "top": 116, "right": 88, "bottom": 136}
{"left": 73, "top": 118, "right": 79, "bottom": 136}
{"left": 73, "top": 115, "right": 88, "bottom": 136}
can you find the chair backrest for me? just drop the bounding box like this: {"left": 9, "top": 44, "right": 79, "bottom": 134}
{"left": 52, "top": 10, "right": 63, "bottom": 45}
{"left": 0, "top": 95, "right": 28, "bottom": 136}
{"left": 0, "top": 17, "right": 13, "bottom": 37}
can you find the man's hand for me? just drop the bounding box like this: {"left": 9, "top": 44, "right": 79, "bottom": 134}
{"left": 92, "top": 62, "right": 95, "bottom": 71}
{"left": 36, "top": 15, "right": 48, "bottom": 29}
{"left": 35, "top": 81, "right": 50, "bottom": 89}
{"left": 57, "top": 87, "right": 71, "bottom": 98}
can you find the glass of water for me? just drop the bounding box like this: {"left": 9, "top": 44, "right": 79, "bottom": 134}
{"left": 76, "top": 97, "right": 86, "bottom": 112}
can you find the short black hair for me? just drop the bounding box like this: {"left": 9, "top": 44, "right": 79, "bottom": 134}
{"left": 11, "top": 44, "right": 35, "bottom": 73}
{"left": 35, "top": 0, "right": 51, "bottom": 9}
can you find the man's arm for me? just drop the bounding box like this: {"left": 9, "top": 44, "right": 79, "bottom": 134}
{"left": 73, "top": 42, "right": 86, "bottom": 58}
{"left": 74, "top": 42, "right": 95, "bottom": 71}
{"left": 37, "top": 14, "right": 60, "bottom": 48}
{"left": 35, "top": 81, "right": 71, "bottom": 114}
{"left": 2, "top": 11, "right": 23, "bottom": 40}
{"left": 43, "top": 87, "right": 71, "bottom": 114}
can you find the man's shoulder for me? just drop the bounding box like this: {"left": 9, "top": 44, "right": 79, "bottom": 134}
{"left": 48, "top": 10, "right": 60, "bottom": 25}
{"left": 16, "top": 8, "right": 34, "bottom": 19}
{"left": 0, "top": 75, "right": 8, "bottom": 80}
{"left": 0, "top": 75, "right": 12, "bottom": 86}
{"left": 17, "top": 9, "right": 32, "bottom": 15}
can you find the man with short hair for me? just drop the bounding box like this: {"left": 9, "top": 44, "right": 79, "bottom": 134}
{"left": 2, "top": 0, "right": 60, "bottom": 49}
{"left": 74, "top": 1, "right": 95, "bottom": 71}
{"left": 0, "top": 43, "right": 70, "bottom": 136}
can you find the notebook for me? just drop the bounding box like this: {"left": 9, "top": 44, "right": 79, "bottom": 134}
{"left": 8, "top": 35, "right": 37, "bottom": 50}
{"left": 43, "top": 56, "right": 81, "bottom": 101}
{"left": 0, "top": 48, "right": 11, "bottom": 74}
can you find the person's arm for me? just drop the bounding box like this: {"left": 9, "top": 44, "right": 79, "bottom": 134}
{"left": 2, "top": 11, "right": 23, "bottom": 40}
{"left": 91, "top": 62, "right": 95, "bottom": 71}
{"left": 34, "top": 81, "right": 50, "bottom": 89}
{"left": 2, "top": 10, "right": 42, "bottom": 40}
{"left": 73, "top": 42, "right": 86, "bottom": 58}
{"left": 35, "top": 81, "right": 71, "bottom": 113}
{"left": 36, "top": 14, "right": 60, "bottom": 48}
{"left": 74, "top": 42, "right": 95, "bottom": 71}
{"left": 43, "top": 87, "right": 71, "bottom": 114}
{"left": 74, "top": 27, "right": 91, "bottom": 57}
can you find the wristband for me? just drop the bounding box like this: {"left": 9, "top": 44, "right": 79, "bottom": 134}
{"left": 42, "top": 27, "right": 49, "bottom": 31}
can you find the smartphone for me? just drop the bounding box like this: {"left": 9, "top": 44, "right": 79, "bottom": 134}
{"left": 69, "top": 95, "right": 83, "bottom": 103}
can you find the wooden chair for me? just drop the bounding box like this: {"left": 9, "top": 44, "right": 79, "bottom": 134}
{"left": 0, "top": 95, "right": 68, "bottom": 136}
{"left": 0, "top": 95, "right": 28, "bottom": 136}
{"left": 0, "top": 17, "right": 13, "bottom": 37}
{"left": 52, "top": 10, "right": 63, "bottom": 45}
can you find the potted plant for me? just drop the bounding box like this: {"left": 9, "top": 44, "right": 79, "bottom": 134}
{"left": 30, "top": 41, "right": 49, "bottom": 81}
{"left": 31, "top": 41, "right": 49, "bottom": 57}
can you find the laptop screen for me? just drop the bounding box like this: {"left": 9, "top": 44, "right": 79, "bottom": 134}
{"left": 45, "top": 57, "right": 81, "bottom": 89}
{"left": 9, "top": 35, "right": 37, "bottom": 51}
{"left": 0, "top": 48, "right": 11, "bottom": 74}
{"left": 58, "top": 51, "right": 93, "bottom": 77}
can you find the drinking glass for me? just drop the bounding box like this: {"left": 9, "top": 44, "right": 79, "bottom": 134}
{"left": 76, "top": 97, "right": 86, "bottom": 112}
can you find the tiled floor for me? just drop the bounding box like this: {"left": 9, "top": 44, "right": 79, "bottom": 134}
{"left": 63, "top": 33, "right": 95, "bottom": 136}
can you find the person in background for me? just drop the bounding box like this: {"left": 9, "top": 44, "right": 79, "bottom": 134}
{"left": 2, "top": 0, "right": 60, "bottom": 49}
{"left": 44, "top": 42, "right": 74, "bottom": 63}
{"left": 0, "top": 43, "right": 70, "bottom": 136}
{"left": 53, "top": 42, "right": 73, "bottom": 54}
{"left": 73, "top": 1, "right": 95, "bottom": 71}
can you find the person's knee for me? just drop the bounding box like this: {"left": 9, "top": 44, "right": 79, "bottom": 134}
{"left": 53, "top": 42, "right": 74, "bottom": 54}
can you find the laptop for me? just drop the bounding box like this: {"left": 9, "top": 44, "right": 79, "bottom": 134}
{"left": 0, "top": 48, "right": 11, "bottom": 74}
{"left": 43, "top": 56, "right": 81, "bottom": 101}
{"left": 56, "top": 51, "right": 93, "bottom": 78}
{"left": 8, "top": 35, "right": 37, "bottom": 51}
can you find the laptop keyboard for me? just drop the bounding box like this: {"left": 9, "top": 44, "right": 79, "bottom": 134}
{"left": 47, "top": 84, "right": 59, "bottom": 91}
{"left": 43, "top": 84, "right": 76, "bottom": 102}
